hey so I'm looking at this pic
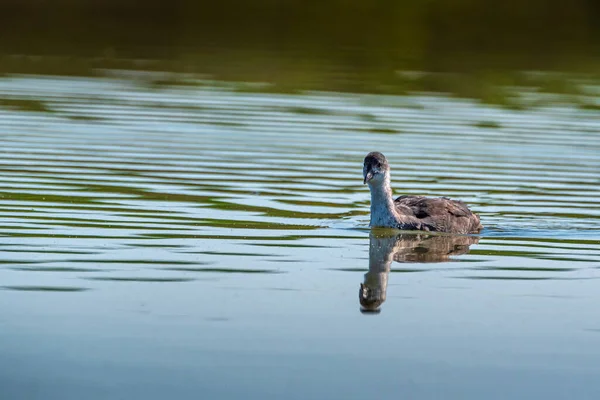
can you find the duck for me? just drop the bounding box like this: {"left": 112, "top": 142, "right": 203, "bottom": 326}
{"left": 363, "top": 152, "right": 482, "bottom": 234}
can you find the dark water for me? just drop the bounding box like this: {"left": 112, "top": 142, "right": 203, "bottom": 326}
{"left": 1, "top": 73, "right": 600, "bottom": 399}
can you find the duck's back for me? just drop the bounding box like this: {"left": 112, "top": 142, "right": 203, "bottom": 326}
{"left": 394, "top": 195, "right": 482, "bottom": 234}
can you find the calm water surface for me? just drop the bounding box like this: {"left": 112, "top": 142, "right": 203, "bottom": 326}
{"left": 1, "top": 74, "right": 599, "bottom": 399}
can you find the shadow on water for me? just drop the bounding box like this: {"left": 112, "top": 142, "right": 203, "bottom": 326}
{"left": 359, "top": 230, "right": 479, "bottom": 314}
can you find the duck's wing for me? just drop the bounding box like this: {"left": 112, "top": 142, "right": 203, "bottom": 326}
{"left": 394, "top": 195, "right": 482, "bottom": 233}
{"left": 395, "top": 195, "right": 472, "bottom": 217}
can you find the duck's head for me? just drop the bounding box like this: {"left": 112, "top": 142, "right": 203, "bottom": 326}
{"left": 363, "top": 151, "right": 390, "bottom": 185}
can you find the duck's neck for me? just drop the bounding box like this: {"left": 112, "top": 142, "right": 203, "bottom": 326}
{"left": 368, "top": 176, "right": 399, "bottom": 227}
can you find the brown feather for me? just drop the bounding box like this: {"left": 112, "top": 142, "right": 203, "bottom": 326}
{"left": 394, "top": 195, "right": 482, "bottom": 234}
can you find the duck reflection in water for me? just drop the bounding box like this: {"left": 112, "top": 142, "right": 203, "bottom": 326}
{"left": 359, "top": 229, "right": 479, "bottom": 314}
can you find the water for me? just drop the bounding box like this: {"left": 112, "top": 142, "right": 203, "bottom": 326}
{"left": 0, "top": 73, "right": 599, "bottom": 399}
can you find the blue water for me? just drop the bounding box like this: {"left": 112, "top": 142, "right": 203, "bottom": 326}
{"left": 0, "top": 74, "right": 599, "bottom": 399}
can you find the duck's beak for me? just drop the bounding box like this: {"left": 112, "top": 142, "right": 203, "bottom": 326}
{"left": 363, "top": 171, "right": 373, "bottom": 184}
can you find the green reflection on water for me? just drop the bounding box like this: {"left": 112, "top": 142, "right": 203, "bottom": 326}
{"left": 84, "top": 277, "right": 195, "bottom": 283}
{"left": 0, "top": 98, "right": 51, "bottom": 112}
{"left": 2, "top": 285, "right": 89, "bottom": 292}
{"left": 10, "top": 267, "right": 105, "bottom": 272}
{"left": 160, "top": 268, "right": 282, "bottom": 274}
{"left": 0, "top": 0, "right": 598, "bottom": 104}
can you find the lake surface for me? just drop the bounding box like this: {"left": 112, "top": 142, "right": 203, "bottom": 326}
{"left": 0, "top": 73, "right": 599, "bottom": 400}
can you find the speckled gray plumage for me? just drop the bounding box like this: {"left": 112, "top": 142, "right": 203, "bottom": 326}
{"left": 393, "top": 195, "right": 482, "bottom": 234}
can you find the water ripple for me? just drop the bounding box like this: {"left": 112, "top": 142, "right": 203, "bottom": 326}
{"left": 0, "top": 74, "right": 598, "bottom": 290}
